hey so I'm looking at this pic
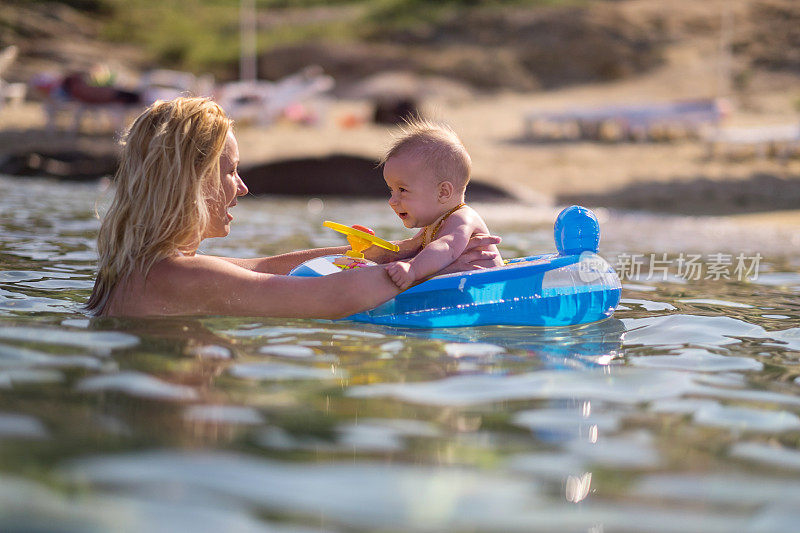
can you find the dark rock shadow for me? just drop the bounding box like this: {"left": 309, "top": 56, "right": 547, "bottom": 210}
{"left": 0, "top": 139, "right": 517, "bottom": 201}
{"left": 0, "top": 150, "right": 118, "bottom": 180}
{"left": 0, "top": 128, "right": 120, "bottom": 179}
{"left": 557, "top": 172, "right": 800, "bottom": 215}
{"left": 241, "top": 154, "right": 517, "bottom": 202}
{"left": 501, "top": 131, "right": 693, "bottom": 146}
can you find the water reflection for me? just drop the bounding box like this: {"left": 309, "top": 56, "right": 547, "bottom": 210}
{"left": 1, "top": 175, "right": 800, "bottom": 531}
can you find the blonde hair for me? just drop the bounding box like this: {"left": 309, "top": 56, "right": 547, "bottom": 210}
{"left": 381, "top": 117, "right": 472, "bottom": 189}
{"left": 86, "top": 97, "right": 233, "bottom": 316}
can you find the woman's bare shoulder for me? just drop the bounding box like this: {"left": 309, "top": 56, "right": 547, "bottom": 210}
{"left": 107, "top": 254, "right": 260, "bottom": 316}
{"left": 154, "top": 253, "right": 253, "bottom": 277}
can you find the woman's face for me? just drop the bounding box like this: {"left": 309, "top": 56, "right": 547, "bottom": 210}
{"left": 205, "top": 130, "right": 248, "bottom": 239}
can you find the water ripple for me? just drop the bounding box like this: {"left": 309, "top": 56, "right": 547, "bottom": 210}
{"left": 229, "top": 362, "right": 346, "bottom": 381}
{"left": 0, "top": 326, "right": 139, "bottom": 354}
{"left": 3, "top": 176, "right": 800, "bottom": 531}
{"left": 76, "top": 371, "right": 198, "bottom": 401}
{"left": 349, "top": 368, "right": 698, "bottom": 406}
{"left": 629, "top": 347, "right": 763, "bottom": 372}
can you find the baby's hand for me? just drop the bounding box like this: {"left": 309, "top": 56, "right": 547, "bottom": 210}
{"left": 385, "top": 261, "right": 415, "bottom": 290}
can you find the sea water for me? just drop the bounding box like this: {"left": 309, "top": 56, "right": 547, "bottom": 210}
{"left": 1, "top": 174, "right": 799, "bottom": 532}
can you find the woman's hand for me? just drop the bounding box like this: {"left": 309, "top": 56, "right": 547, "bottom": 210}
{"left": 438, "top": 233, "right": 502, "bottom": 274}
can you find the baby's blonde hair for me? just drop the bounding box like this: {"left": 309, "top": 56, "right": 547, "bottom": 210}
{"left": 382, "top": 117, "right": 471, "bottom": 189}
{"left": 86, "top": 97, "right": 232, "bottom": 316}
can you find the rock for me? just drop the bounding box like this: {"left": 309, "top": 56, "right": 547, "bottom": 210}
{"left": 556, "top": 172, "right": 800, "bottom": 215}
{"left": 241, "top": 154, "right": 515, "bottom": 201}
{"left": 0, "top": 150, "right": 117, "bottom": 180}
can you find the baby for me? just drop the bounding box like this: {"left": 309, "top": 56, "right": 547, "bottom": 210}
{"left": 383, "top": 119, "right": 503, "bottom": 289}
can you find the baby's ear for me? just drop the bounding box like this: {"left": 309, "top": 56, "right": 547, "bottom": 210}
{"left": 438, "top": 181, "right": 454, "bottom": 203}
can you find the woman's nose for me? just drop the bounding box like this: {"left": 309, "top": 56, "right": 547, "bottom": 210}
{"left": 237, "top": 175, "right": 248, "bottom": 196}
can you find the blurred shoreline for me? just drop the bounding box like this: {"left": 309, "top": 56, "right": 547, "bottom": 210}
{"left": 2, "top": 85, "right": 798, "bottom": 226}
{"left": 1, "top": 0, "right": 798, "bottom": 227}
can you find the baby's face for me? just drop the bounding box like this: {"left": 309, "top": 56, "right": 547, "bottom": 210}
{"left": 384, "top": 153, "right": 444, "bottom": 229}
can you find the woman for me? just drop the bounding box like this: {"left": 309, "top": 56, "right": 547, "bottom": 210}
{"left": 87, "top": 97, "right": 500, "bottom": 318}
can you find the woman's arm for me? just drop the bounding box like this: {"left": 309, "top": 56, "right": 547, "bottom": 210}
{"left": 366, "top": 228, "right": 424, "bottom": 262}
{"left": 110, "top": 233, "right": 502, "bottom": 318}
{"left": 216, "top": 229, "right": 425, "bottom": 274}
{"left": 218, "top": 246, "right": 349, "bottom": 275}
{"left": 140, "top": 255, "right": 401, "bottom": 319}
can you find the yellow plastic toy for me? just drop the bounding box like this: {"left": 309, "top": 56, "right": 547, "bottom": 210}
{"left": 323, "top": 221, "right": 399, "bottom": 268}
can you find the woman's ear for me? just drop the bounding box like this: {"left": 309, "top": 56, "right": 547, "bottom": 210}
{"left": 438, "top": 181, "right": 454, "bottom": 203}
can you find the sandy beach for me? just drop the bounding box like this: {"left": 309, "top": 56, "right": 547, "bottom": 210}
{"left": 3, "top": 80, "right": 798, "bottom": 228}
{"left": 1, "top": 0, "right": 798, "bottom": 227}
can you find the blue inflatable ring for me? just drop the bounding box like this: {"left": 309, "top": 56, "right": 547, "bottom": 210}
{"left": 290, "top": 206, "right": 621, "bottom": 328}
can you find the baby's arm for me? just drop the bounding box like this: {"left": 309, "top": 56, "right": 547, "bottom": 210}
{"left": 386, "top": 260, "right": 415, "bottom": 289}
{"left": 385, "top": 212, "right": 475, "bottom": 290}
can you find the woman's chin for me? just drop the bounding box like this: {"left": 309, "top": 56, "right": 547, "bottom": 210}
{"left": 203, "top": 225, "right": 230, "bottom": 240}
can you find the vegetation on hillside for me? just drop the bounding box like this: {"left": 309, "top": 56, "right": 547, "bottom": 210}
{"left": 6, "top": 0, "right": 582, "bottom": 76}
{"left": 2, "top": 0, "right": 798, "bottom": 91}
